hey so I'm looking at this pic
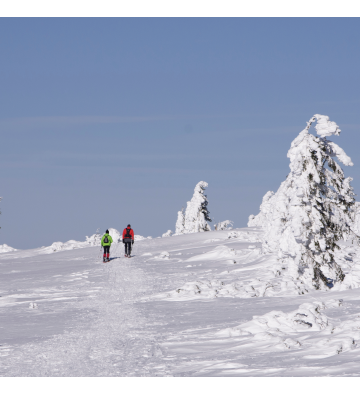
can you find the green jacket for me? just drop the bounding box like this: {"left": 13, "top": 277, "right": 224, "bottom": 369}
{"left": 101, "top": 233, "right": 113, "bottom": 247}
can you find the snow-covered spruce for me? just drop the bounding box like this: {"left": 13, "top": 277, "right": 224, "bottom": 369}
{"left": 185, "top": 181, "right": 212, "bottom": 232}
{"left": 214, "top": 220, "right": 234, "bottom": 231}
{"left": 181, "top": 181, "right": 212, "bottom": 233}
{"left": 249, "top": 114, "right": 358, "bottom": 292}
{"left": 174, "top": 208, "right": 185, "bottom": 235}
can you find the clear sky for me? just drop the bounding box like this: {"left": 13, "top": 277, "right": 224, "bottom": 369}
{"left": 1, "top": 18, "right": 360, "bottom": 249}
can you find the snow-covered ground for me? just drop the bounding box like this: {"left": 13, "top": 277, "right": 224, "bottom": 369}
{"left": 2, "top": 228, "right": 360, "bottom": 376}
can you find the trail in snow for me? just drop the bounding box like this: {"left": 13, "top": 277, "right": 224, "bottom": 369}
{"left": 0, "top": 247, "right": 170, "bottom": 376}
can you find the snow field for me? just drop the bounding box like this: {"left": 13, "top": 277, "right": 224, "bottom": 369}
{"left": 2, "top": 228, "right": 360, "bottom": 376}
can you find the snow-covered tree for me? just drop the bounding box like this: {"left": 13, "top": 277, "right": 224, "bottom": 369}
{"left": 183, "top": 181, "right": 212, "bottom": 233}
{"left": 250, "top": 114, "right": 357, "bottom": 292}
{"left": 174, "top": 208, "right": 185, "bottom": 235}
{"left": 214, "top": 220, "right": 234, "bottom": 231}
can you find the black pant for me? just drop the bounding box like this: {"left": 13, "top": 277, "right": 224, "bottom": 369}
{"left": 103, "top": 246, "right": 110, "bottom": 254}
{"left": 124, "top": 240, "right": 132, "bottom": 255}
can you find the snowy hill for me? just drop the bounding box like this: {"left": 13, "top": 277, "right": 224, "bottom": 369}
{"left": 1, "top": 228, "right": 360, "bottom": 376}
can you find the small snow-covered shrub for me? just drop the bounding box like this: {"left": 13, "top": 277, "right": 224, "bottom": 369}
{"left": 50, "top": 242, "right": 65, "bottom": 252}
{"left": 228, "top": 231, "right": 240, "bottom": 239}
{"left": 0, "top": 244, "right": 18, "bottom": 253}
{"left": 174, "top": 208, "right": 185, "bottom": 235}
{"left": 162, "top": 230, "right": 173, "bottom": 238}
{"left": 214, "top": 220, "right": 234, "bottom": 231}
{"left": 159, "top": 251, "right": 170, "bottom": 259}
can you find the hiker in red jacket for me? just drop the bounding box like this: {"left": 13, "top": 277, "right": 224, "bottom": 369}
{"left": 122, "top": 224, "right": 134, "bottom": 257}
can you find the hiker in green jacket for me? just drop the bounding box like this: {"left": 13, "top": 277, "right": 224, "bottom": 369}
{"left": 101, "top": 229, "right": 113, "bottom": 262}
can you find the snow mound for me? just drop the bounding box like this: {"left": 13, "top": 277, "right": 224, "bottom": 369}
{"left": 211, "top": 298, "right": 360, "bottom": 358}
{"left": 0, "top": 244, "right": 18, "bottom": 253}
{"left": 162, "top": 230, "right": 173, "bottom": 238}
{"left": 159, "top": 277, "right": 274, "bottom": 301}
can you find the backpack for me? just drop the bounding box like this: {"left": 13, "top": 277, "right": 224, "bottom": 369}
{"left": 125, "top": 228, "right": 131, "bottom": 238}
{"left": 104, "top": 235, "right": 109, "bottom": 243}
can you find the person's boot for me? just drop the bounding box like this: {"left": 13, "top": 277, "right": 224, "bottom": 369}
{"left": 103, "top": 255, "right": 106, "bottom": 263}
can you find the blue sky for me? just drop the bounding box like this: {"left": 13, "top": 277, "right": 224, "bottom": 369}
{"left": 1, "top": 18, "right": 360, "bottom": 249}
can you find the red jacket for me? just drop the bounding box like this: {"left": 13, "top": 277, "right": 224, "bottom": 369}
{"left": 123, "top": 227, "right": 134, "bottom": 240}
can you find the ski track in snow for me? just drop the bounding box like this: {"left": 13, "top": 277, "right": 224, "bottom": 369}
{"left": 2, "top": 228, "right": 360, "bottom": 376}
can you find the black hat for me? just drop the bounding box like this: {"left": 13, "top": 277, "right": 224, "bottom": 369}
{"left": 106, "top": 229, "right": 109, "bottom": 233}
{"left": 127, "top": 224, "right": 131, "bottom": 227}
